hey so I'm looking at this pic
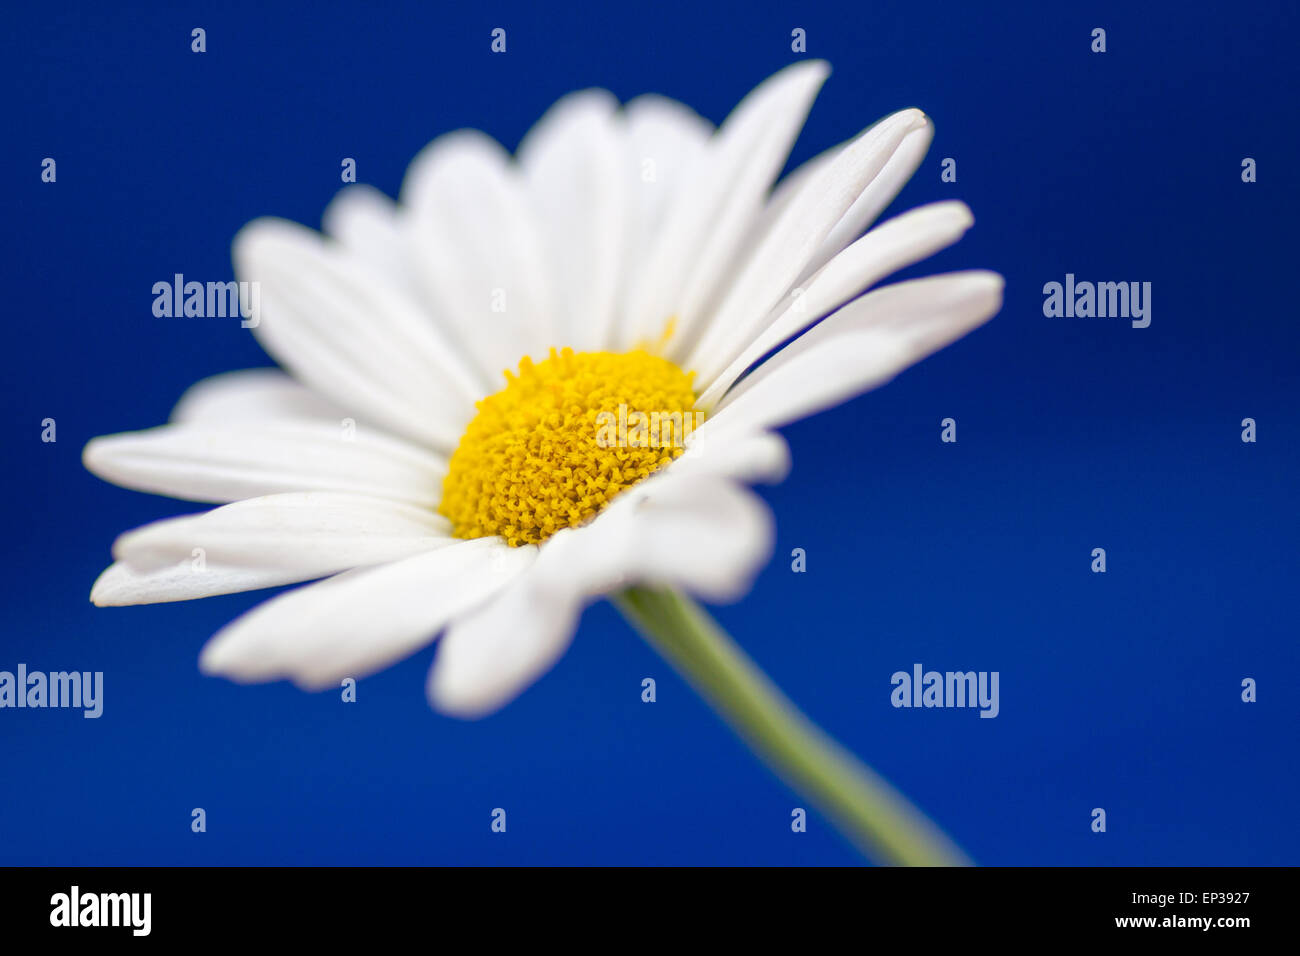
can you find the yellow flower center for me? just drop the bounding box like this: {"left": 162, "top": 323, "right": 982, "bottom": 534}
{"left": 439, "top": 347, "right": 703, "bottom": 546}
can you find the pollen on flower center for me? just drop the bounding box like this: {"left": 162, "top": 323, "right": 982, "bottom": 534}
{"left": 439, "top": 347, "right": 703, "bottom": 547}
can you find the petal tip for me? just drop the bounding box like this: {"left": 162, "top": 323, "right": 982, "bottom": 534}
{"left": 196, "top": 636, "right": 231, "bottom": 678}
{"left": 89, "top": 564, "right": 125, "bottom": 607}
{"left": 81, "top": 435, "right": 111, "bottom": 477}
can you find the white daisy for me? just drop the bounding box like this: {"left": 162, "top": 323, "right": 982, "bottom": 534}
{"left": 85, "top": 61, "right": 998, "bottom": 863}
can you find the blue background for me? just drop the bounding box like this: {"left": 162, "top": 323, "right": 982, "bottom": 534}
{"left": 2, "top": 0, "right": 1296, "bottom": 865}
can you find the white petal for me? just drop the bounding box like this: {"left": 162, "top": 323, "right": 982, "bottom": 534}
{"left": 672, "top": 428, "right": 791, "bottom": 485}
{"left": 83, "top": 421, "right": 446, "bottom": 506}
{"left": 427, "top": 542, "right": 583, "bottom": 718}
{"left": 234, "top": 217, "right": 481, "bottom": 449}
{"left": 113, "top": 492, "right": 451, "bottom": 575}
{"left": 705, "top": 272, "right": 1004, "bottom": 437}
{"left": 200, "top": 538, "right": 534, "bottom": 689}
{"left": 402, "top": 130, "right": 558, "bottom": 379}
{"left": 90, "top": 559, "right": 310, "bottom": 607}
{"left": 518, "top": 90, "right": 628, "bottom": 352}
{"left": 428, "top": 473, "right": 774, "bottom": 717}
{"left": 615, "top": 95, "right": 715, "bottom": 350}
{"left": 592, "top": 474, "right": 776, "bottom": 602}
{"left": 800, "top": 120, "right": 935, "bottom": 283}
{"left": 754, "top": 118, "right": 934, "bottom": 290}
{"left": 622, "top": 96, "right": 713, "bottom": 232}
{"left": 686, "top": 108, "right": 929, "bottom": 379}
{"left": 753, "top": 138, "right": 840, "bottom": 233}
{"left": 321, "top": 185, "right": 417, "bottom": 294}
{"left": 170, "top": 368, "right": 347, "bottom": 425}
{"left": 695, "top": 201, "right": 975, "bottom": 407}
{"left": 624, "top": 61, "right": 830, "bottom": 355}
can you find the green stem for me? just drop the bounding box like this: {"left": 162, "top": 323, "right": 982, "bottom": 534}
{"left": 612, "top": 586, "right": 970, "bottom": 866}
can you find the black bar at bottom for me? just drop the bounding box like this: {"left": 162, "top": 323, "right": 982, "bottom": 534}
{"left": 0, "top": 866, "right": 1285, "bottom": 940}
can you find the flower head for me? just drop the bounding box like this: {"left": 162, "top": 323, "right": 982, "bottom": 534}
{"left": 84, "top": 61, "right": 1002, "bottom": 717}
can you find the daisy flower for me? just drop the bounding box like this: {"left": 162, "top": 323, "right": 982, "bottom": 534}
{"left": 84, "top": 61, "right": 1000, "bottom": 865}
